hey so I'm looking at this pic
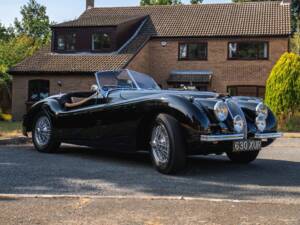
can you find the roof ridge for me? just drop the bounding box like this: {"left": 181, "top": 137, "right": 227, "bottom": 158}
{"left": 89, "top": 1, "right": 282, "bottom": 10}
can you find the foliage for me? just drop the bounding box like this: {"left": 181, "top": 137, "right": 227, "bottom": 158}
{"left": 0, "top": 23, "right": 14, "bottom": 41}
{"left": 265, "top": 53, "right": 300, "bottom": 117}
{"left": 279, "top": 112, "right": 300, "bottom": 132}
{"left": 232, "top": 0, "right": 299, "bottom": 32}
{"left": 0, "top": 35, "right": 39, "bottom": 113}
{"left": 14, "top": 0, "right": 52, "bottom": 44}
{"left": 190, "top": 0, "right": 203, "bottom": 3}
{"left": 290, "top": 32, "right": 300, "bottom": 55}
{"left": 0, "top": 35, "right": 38, "bottom": 70}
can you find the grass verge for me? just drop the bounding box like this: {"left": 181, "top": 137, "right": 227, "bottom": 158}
{"left": 0, "top": 121, "right": 22, "bottom": 139}
{"left": 278, "top": 112, "right": 300, "bottom": 132}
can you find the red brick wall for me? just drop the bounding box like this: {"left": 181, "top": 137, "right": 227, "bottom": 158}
{"left": 127, "top": 37, "right": 288, "bottom": 92}
{"left": 12, "top": 74, "right": 95, "bottom": 120}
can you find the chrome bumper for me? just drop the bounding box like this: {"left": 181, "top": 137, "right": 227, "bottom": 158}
{"left": 201, "top": 134, "right": 244, "bottom": 142}
{"left": 201, "top": 132, "right": 282, "bottom": 142}
{"left": 254, "top": 132, "right": 282, "bottom": 139}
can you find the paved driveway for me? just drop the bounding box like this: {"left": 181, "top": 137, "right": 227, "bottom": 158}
{"left": 0, "top": 138, "right": 300, "bottom": 203}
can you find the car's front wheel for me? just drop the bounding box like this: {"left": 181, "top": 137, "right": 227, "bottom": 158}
{"left": 226, "top": 151, "right": 259, "bottom": 164}
{"left": 32, "top": 112, "right": 61, "bottom": 153}
{"left": 150, "top": 114, "right": 187, "bottom": 174}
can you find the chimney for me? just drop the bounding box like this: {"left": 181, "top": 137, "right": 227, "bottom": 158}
{"left": 86, "top": 0, "right": 94, "bottom": 10}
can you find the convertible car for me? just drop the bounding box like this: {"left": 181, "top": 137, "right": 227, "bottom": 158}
{"left": 23, "top": 69, "right": 282, "bottom": 174}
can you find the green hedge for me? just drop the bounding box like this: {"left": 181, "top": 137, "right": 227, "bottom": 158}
{"left": 265, "top": 52, "right": 300, "bottom": 116}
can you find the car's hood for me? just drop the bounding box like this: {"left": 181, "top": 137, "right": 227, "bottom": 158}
{"left": 118, "top": 89, "right": 219, "bottom": 100}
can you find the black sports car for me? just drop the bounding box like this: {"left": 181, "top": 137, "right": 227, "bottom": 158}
{"left": 23, "top": 69, "right": 282, "bottom": 174}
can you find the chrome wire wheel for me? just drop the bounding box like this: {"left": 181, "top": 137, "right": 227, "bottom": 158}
{"left": 34, "top": 116, "right": 51, "bottom": 147}
{"left": 150, "top": 124, "right": 170, "bottom": 166}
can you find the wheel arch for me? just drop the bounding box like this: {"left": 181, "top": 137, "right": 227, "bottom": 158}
{"left": 135, "top": 94, "right": 209, "bottom": 151}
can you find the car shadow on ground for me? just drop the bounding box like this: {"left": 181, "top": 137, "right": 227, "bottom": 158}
{"left": 1, "top": 144, "right": 300, "bottom": 200}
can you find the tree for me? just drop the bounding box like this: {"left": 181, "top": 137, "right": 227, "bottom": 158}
{"left": 0, "top": 35, "right": 38, "bottom": 112}
{"left": 0, "top": 23, "right": 14, "bottom": 41}
{"left": 140, "top": 0, "right": 182, "bottom": 6}
{"left": 190, "top": 0, "right": 203, "bottom": 3}
{"left": 265, "top": 53, "right": 300, "bottom": 118}
{"left": 232, "top": 0, "right": 299, "bottom": 32}
{"left": 14, "top": 0, "right": 52, "bottom": 44}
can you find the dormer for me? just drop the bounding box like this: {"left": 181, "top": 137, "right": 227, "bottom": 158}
{"left": 51, "top": 14, "right": 147, "bottom": 53}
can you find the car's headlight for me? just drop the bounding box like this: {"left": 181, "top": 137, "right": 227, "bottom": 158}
{"left": 256, "top": 115, "right": 266, "bottom": 132}
{"left": 214, "top": 101, "right": 228, "bottom": 122}
{"left": 233, "top": 115, "right": 244, "bottom": 133}
{"left": 256, "top": 103, "right": 268, "bottom": 119}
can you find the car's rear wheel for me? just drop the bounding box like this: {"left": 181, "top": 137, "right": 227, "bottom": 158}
{"left": 226, "top": 151, "right": 259, "bottom": 164}
{"left": 32, "top": 112, "right": 61, "bottom": 153}
{"left": 150, "top": 114, "right": 186, "bottom": 174}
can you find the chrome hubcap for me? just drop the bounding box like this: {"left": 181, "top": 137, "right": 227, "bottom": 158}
{"left": 34, "top": 116, "right": 51, "bottom": 147}
{"left": 150, "top": 124, "right": 170, "bottom": 165}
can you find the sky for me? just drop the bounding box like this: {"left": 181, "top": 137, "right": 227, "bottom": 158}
{"left": 0, "top": 0, "right": 231, "bottom": 27}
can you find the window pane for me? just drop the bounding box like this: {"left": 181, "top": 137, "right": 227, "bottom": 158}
{"left": 56, "top": 33, "right": 76, "bottom": 51}
{"left": 28, "top": 80, "right": 49, "bottom": 102}
{"left": 229, "top": 43, "right": 237, "bottom": 58}
{"left": 179, "top": 43, "right": 207, "bottom": 60}
{"left": 188, "top": 43, "right": 207, "bottom": 59}
{"left": 228, "top": 42, "right": 268, "bottom": 59}
{"left": 179, "top": 44, "right": 187, "bottom": 59}
{"left": 65, "top": 33, "right": 76, "bottom": 51}
{"left": 92, "top": 33, "right": 111, "bottom": 51}
{"left": 227, "top": 87, "right": 237, "bottom": 96}
{"left": 57, "top": 36, "right": 65, "bottom": 50}
{"left": 258, "top": 87, "right": 266, "bottom": 98}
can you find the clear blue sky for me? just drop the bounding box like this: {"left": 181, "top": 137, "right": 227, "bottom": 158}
{"left": 0, "top": 0, "right": 231, "bottom": 26}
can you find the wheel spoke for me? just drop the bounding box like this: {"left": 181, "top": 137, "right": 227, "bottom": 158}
{"left": 34, "top": 116, "right": 51, "bottom": 147}
{"left": 151, "top": 124, "right": 170, "bottom": 165}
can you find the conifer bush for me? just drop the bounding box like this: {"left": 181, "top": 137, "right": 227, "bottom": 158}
{"left": 265, "top": 53, "right": 300, "bottom": 119}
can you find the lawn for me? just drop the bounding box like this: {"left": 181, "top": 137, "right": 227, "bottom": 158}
{"left": 0, "top": 121, "right": 22, "bottom": 139}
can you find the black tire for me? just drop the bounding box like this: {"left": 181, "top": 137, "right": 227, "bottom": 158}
{"left": 150, "top": 114, "right": 187, "bottom": 174}
{"left": 226, "top": 151, "right": 259, "bottom": 164}
{"left": 32, "top": 112, "right": 61, "bottom": 153}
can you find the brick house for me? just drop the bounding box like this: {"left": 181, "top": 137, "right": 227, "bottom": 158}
{"left": 10, "top": 0, "right": 291, "bottom": 120}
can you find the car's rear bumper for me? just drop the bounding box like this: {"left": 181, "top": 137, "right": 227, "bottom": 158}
{"left": 200, "top": 132, "right": 282, "bottom": 142}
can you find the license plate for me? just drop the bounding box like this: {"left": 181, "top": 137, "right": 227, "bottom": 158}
{"left": 233, "top": 140, "right": 261, "bottom": 152}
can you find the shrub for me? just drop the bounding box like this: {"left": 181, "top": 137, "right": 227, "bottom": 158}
{"left": 265, "top": 53, "right": 300, "bottom": 117}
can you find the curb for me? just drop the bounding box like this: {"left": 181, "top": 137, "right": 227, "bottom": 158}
{"left": 0, "top": 137, "right": 31, "bottom": 145}
{"left": 0, "top": 194, "right": 298, "bottom": 205}
{"left": 282, "top": 133, "right": 300, "bottom": 138}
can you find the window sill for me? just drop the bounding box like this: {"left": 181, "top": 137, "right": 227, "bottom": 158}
{"left": 178, "top": 58, "right": 208, "bottom": 61}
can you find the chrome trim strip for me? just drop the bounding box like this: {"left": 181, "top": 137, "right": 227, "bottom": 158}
{"left": 201, "top": 134, "right": 244, "bottom": 142}
{"left": 254, "top": 132, "right": 283, "bottom": 139}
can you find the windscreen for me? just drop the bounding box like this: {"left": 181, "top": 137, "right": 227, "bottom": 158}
{"left": 96, "top": 70, "right": 137, "bottom": 91}
{"left": 129, "top": 70, "right": 161, "bottom": 90}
